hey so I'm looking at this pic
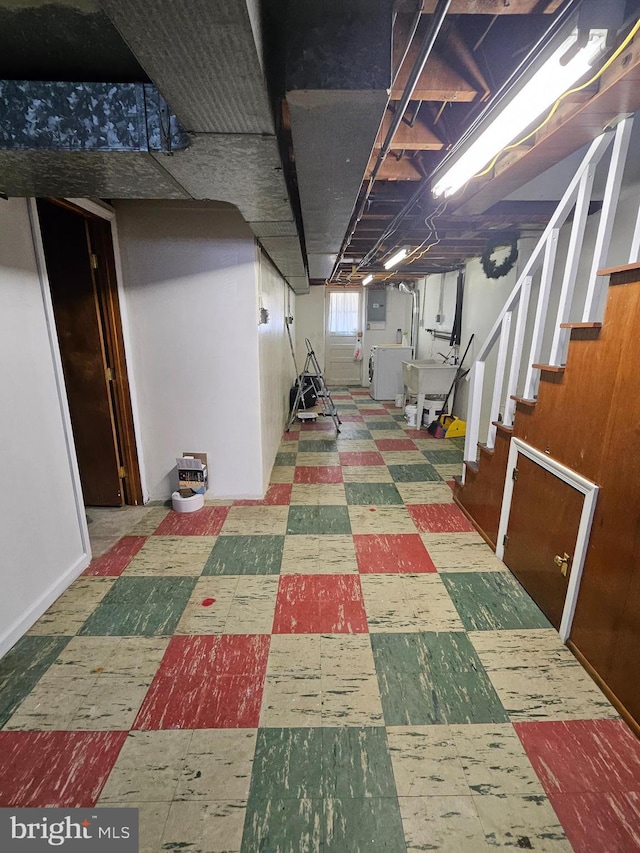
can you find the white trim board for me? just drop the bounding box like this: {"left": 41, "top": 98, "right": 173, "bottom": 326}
{"left": 496, "top": 437, "right": 599, "bottom": 643}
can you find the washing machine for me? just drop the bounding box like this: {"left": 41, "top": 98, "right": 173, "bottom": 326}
{"left": 369, "top": 345, "right": 413, "bottom": 400}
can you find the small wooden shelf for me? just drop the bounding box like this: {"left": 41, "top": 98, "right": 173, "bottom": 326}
{"left": 510, "top": 395, "right": 537, "bottom": 407}
{"left": 532, "top": 363, "right": 565, "bottom": 373}
{"left": 559, "top": 322, "right": 602, "bottom": 329}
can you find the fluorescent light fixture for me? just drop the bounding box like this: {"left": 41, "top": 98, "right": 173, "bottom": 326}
{"left": 362, "top": 274, "right": 373, "bottom": 285}
{"left": 383, "top": 247, "right": 408, "bottom": 270}
{"left": 432, "top": 28, "right": 608, "bottom": 199}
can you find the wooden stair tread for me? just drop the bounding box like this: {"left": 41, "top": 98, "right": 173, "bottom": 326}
{"left": 532, "top": 363, "right": 565, "bottom": 373}
{"left": 453, "top": 474, "right": 463, "bottom": 487}
{"left": 510, "top": 395, "right": 537, "bottom": 406}
{"left": 464, "top": 460, "right": 479, "bottom": 474}
{"left": 559, "top": 322, "right": 602, "bottom": 329}
{"left": 478, "top": 442, "right": 494, "bottom": 456}
{"left": 492, "top": 420, "right": 513, "bottom": 435}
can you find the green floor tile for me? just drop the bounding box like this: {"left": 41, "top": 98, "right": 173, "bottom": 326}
{"left": 322, "top": 728, "right": 396, "bottom": 798}
{"left": 78, "top": 576, "right": 197, "bottom": 636}
{"left": 287, "top": 505, "right": 352, "bottom": 535}
{"left": 422, "top": 448, "right": 464, "bottom": 464}
{"left": 203, "top": 535, "right": 284, "bottom": 575}
{"left": 336, "top": 430, "right": 372, "bottom": 440}
{"left": 370, "top": 633, "right": 443, "bottom": 726}
{"left": 344, "top": 483, "right": 403, "bottom": 505}
{"left": 0, "top": 636, "right": 70, "bottom": 728}
{"left": 324, "top": 797, "right": 407, "bottom": 852}
{"left": 371, "top": 632, "right": 507, "bottom": 726}
{"left": 387, "top": 464, "right": 442, "bottom": 483}
{"left": 422, "top": 631, "right": 508, "bottom": 725}
{"left": 449, "top": 436, "right": 466, "bottom": 450}
{"left": 242, "top": 798, "right": 323, "bottom": 853}
{"left": 367, "top": 421, "right": 402, "bottom": 430}
{"left": 440, "top": 572, "right": 552, "bottom": 631}
{"left": 298, "top": 440, "right": 339, "bottom": 453}
{"left": 276, "top": 452, "right": 297, "bottom": 466}
{"left": 390, "top": 413, "right": 406, "bottom": 421}
{"left": 250, "top": 728, "right": 324, "bottom": 800}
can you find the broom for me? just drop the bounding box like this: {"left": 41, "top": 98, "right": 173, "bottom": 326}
{"left": 427, "top": 334, "right": 474, "bottom": 437}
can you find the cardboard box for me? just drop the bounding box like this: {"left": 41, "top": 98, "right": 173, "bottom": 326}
{"left": 176, "top": 452, "right": 208, "bottom": 496}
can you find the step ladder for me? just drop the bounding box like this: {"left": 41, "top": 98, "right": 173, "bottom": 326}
{"left": 286, "top": 338, "right": 341, "bottom": 432}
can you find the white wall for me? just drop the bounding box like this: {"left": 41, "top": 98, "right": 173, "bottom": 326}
{"left": 362, "top": 288, "right": 413, "bottom": 384}
{"left": 416, "top": 272, "right": 459, "bottom": 361}
{"left": 0, "top": 198, "right": 89, "bottom": 655}
{"left": 258, "top": 250, "right": 296, "bottom": 488}
{"left": 294, "top": 286, "right": 325, "bottom": 372}
{"left": 115, "top": 200, "right": 264, "bottom": 499}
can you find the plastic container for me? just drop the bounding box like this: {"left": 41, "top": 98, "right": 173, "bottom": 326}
{"left": 404, "top": 404, "right": 417, "bottom": 427}
{"left": 395, "top": 394, "right": 404, "bottom": 408}
{"left": 421, "top": 397, "right": 446, "bottom": 426}
{"left": 171, "top": 491, "right": 204, "bottom": 513}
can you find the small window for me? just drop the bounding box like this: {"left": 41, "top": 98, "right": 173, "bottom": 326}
{"left": 328, "top": 291, "right": 359, "bottom": 334}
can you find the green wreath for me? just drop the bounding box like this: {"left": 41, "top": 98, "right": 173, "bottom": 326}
{"left": 481, "top": 232, "right": 519, "bottom": 280}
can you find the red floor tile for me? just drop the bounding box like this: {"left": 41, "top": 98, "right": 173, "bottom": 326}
{"left": 134, "top": 635, "right": 270, "bottom": 729}
{"left": 294, "top": 466, "right": 343, "bottom": 484}
{"left": 338, "top": 415, "right": 365, "bottom": 423}
{"left": 548, "top": 791, "right": 640, "bottom": 853}
{"left": 0, "top": 731, "right": 128, "bottom": 807}
{"left": 281, "top": 432, "right": 299, "bottom": 441}
{"left": 354, "top": 534, "right": 437, "bottom": 573}
{"left": 515, "top": 719, "right": 640, "bottom": 795}
{"left": 403, "top": 429, "right": 432, "bottom": 439}
{"left": 153, "top": 506, "right": 230, "bottom": 536}
{"left": 358, "top": 408, "right": 387, "bottom": 415}
{"left": 339, "top": 452, "right": 385, "bottom": 466}
{"left": 273, "top": 574, "right": 368, "bottom": 633}
{"left": 234, "top": 484, "right": 292, "bottom": 506}
{"left": 447, "top": 480, "right": 456, "bottom": 491}
{"left": 351, "top": 390, "right": 370, "bottom": 396}
{"left": 332, "top": 394, "right": 352, "bottom": 399}
{"left": 83, "top": 536, "right": 147, "bottom": 576}
{"left": 407, "top": 503, "right": 475, "bottom": 533}
{"left": 374, "top": 439, "right": 418, "bottom": 451}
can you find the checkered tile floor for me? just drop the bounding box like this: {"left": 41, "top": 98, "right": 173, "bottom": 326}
{"left": 2, "top": 389, "right": 640, "bottom": 852}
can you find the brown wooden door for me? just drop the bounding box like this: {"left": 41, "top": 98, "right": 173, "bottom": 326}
{"left": 37, "top": 199, "right": 123, "bottom": 506}
{"left": 503, "top": 455, "right": 584, "bottom": 629}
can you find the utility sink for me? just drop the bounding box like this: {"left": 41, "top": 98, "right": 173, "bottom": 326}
{"left": 402, "top": 360, "right": 457, "bottom": 396}
{"left": 402, "top": 360, "right": 458, "bottom": 430}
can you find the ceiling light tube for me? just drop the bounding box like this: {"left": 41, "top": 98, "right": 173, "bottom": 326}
{"left": 362, "top": 274, "right": 373, "bottom": 285}
{"left": 432, "top": 28, "right": 608, "bottom": 199}
{"left": 384, "top": 248, "right": 408, "bottom": 270}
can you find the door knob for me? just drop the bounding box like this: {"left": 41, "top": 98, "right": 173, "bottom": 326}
{"left": 554, "top": 553, "right": 571, "bottom": 577}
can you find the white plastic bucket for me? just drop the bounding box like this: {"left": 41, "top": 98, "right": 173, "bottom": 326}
{"left": 404, "top": 404, "right": 417, "bottom": 427}
{"left": 172, "top": 491, "right": 204, "bottom": 513}
{"left": 394, "top": 394, "right": 404, "bottom": 408}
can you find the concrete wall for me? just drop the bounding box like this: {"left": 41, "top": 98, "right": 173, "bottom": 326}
{"left": 115, "top": 200, "right": 264, "bottom": 499}
{"left": 0, "top": 198, "right": 89, "bottom": 655}
{"left": 258, "top": 250, "right": 296, "bottom": 488}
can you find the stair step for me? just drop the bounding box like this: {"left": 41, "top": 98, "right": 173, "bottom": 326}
{"left": 478, "top": 442, "right": 494, "bottom": 457}
{"left": 532, "top": 363, "right": 565, "bottom": 373}
{"left": 464, "top": 460, "right": 479, "bottom": 474}
{"left": 559, "top": 321, "right": 602, "bottom": 329}
{"left": 492, "top": 420, "right": 513, "bottom": 435}
{"left": 453, "top": 474, "right": 463, "bottom": 487}
{"left": 510, "top": 395, "right": 537, "bottom": 407}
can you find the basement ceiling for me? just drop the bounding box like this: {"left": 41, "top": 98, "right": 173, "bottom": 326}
{"left": 0, "top": 0, "right": 638, "bottom": 291}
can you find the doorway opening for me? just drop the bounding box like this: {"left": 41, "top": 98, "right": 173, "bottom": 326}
{"left": 324, "top": 287, "right": 362, "bottom": 386}
{"left": 36, "top": 198, "right": 142, "bottom": 507}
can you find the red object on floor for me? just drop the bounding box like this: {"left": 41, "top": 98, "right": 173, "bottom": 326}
{"left": 273, "top": 574, "right": 368, "bottom": 634}
{"left": 134, "top": 635, "right": 270, "bottom": 730}
{"left": 374, "top": 439, "right": 418, "bottom": 452}
{"left": 83, "top": 536, "right": 147, "bottom": 576}
{"left": 234, "top": 484, "right": 292, "bottom": 506}
{"left": 354, "top": 534, "right": 437, "bottom": 573}
{"left": 407, "top": 503, "right": 475, "bottom": 533}
{"left": 339, "top": 452, "right": 385, "bottom": 467}
{"left": 153, "top": 506, "right": 229, "bottom": 536}
{"left": 0, "top": 731, "right": 128, "bottom": 807}
{"left": 294, "top": 466, "right": 343, "bottom": 484}
{"left": 202, "top": 598, "right": 216, "bottom": 606}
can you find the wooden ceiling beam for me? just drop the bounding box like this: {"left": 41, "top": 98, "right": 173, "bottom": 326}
{"left": 395, "top": 0, "right": 562, "bottom": 13}
{"left": 374, "top": 111, "right": 444, "bottom": 151}
{"left": 391, "top": 48, "right": 480, "bottom": 102}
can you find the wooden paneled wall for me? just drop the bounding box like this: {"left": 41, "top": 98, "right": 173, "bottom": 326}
{"left": 455, "top": 263, "right": 640, "bottom": 727}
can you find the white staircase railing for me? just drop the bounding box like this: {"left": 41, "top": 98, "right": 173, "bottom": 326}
{"left": 462, "top": 116, "right": 635, "bottom": 481}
